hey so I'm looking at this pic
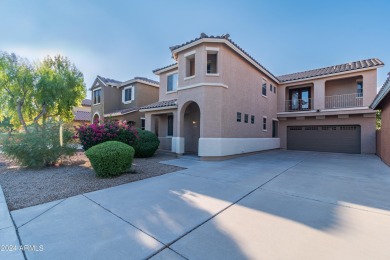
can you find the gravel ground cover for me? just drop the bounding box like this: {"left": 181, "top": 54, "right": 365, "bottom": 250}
{"left": 0, "top": 151, "right": 185, "bottom": 211}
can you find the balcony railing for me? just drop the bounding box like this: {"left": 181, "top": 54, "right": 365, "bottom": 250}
{"left": 325, "top": 93, "right": 363, "bottom": 109}
{"left": 285, "top": 98, "right": 313, "bottom": 112}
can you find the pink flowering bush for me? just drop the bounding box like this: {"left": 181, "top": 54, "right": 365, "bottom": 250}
{"left": 74, "top": 120, "right": 138, "bottom": 150}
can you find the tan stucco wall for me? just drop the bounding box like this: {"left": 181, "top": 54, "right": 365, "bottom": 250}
{"left": 325, "top": 76, "right": 362, "bottom": 96}
{"left": 278, "top": 115, "right": 376, "bottom": 154}
{"left": 278, "top": 69, "right": 378, "bottom": 112}
{"left": 377, "top": 95, "right": 390, "bottom": 165}
{"left": 158, "top": 67, "right": 178, "bottom": 102}
{"left": 173, "top": 42, "right": 278, "bottom": 139}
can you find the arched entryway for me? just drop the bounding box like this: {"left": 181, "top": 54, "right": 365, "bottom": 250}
{"left": 92, "top": 112, "right": 100, "bottom": 123}
{"left": 183, "top": 102, "right": 200, "bottom": 154}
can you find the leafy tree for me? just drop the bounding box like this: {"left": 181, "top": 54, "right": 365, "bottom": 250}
{"left": 0, "top": 52, "right": 86, "bottom": 132}
{"left": 0, "top": 52, "right": 35, "bottom": 132}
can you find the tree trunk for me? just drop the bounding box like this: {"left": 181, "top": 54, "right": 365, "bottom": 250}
{"left": 33, "top": 103, "right": 47, "bottom": 124}
{"left": 16, "top": 102, "right": 28, "bottom": 133}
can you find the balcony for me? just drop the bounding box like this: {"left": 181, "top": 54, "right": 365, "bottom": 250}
{"left": 285, "top": 98, "right": 313, "bottom": 112}
{"left": 325, "top": 93, "right": 363, "bottom": 109}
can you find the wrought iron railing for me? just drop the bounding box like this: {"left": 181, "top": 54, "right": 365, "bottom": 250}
{"left": 285, "top": 98, "right": 313, "bottom": 112}
{"left": 325, "top": 93, "right": 363, "bottom": 109}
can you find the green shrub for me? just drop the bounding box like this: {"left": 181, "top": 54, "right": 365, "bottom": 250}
{"left": 1, "top": 123, "right": 76, "bottom": 168}
{"left": 132, "top": 129, "right": 160, "bottom": 158}
{"left": 85, "top": 141, "right": 134, "bottom": 178}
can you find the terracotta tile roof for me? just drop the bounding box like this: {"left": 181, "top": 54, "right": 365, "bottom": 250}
{"left": 153, "top": 63, "right": 178, "bottom": 74}
{"left": 97, "top": 75, "right": 122, "bottom": 85}
{"left": 73, "top": 111, "right": 91, "bottom": 121}
{"left": 81, "top": 99, "right": 91, "bottom": 106}
{"left": 96, "top": 75, "right": 159, "bottom": 87}
{"left": 168, "top": 33, "right": 278, "bottom": 81}
{"left": 140, "top": 99, "right": 178, "bottom": 110}
{"left": 277, "top": 58, "right": 384, "bottom": 83}
{"left": 371, "top": 72, "right": 390, "bottom": 109}
{"left": 104, "top": 107, "right": 138, "bottom": 117}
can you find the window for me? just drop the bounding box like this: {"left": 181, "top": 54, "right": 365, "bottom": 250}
{"left": 141, "top": 119, "right": 145, "bottom": 130}
{"left": 122, "top": 86, "right": 134, "bottom": 103}
{"left": 289, "top": 87, "right": 311, "bottom": 111}
{"left": 357, "top": 80, "right": 363, "bottom": 97}
{"left": 263, "top": 117, "right": 267, "bottom": 131}
{"left": 244, "top": 114, "right": 248, "bottom": 123}
{"left": 274, "top": 86, "right": 276, "bottom": 93}
{"left": 167, "top": 115, "right": 173, "bottom": 136}
{"left": 270, "top": 84, "right": 273, "bottom": 92}
{"left": 167, "top": 73, "right": 178, "bottom": 92}
{"left": 186, "top": 54, "right": 195, "bottom": 77}
{"left": 262, "top": 82, "right": 267, "bottom": 96}
{"left": 93, "top": 89, "right": 101, "bottom": 104}
{"left": 207, "top": 52, "right": 218, "bottom": 74}
{"left": 251, "top": 115, "right": 255, "bottom": 124}
{"left": 237, "top": 112, "right": 241, "bottom": 122}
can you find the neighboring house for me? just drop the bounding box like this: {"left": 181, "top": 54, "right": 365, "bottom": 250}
{"left": 90, "top": 76, "right": 159, "bottom": 129}
{"left": 140, "top": 33, "right": 384, "bottom": 159}
{"left": 72, "top": 99, "right": 91, "bottom": 127}
{"left": 371, "top": 72, "right": 390, "bottom": 166}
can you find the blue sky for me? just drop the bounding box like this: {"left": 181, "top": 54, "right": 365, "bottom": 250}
{"left": 1, "top": 0, "right": 389, "bottom": 98}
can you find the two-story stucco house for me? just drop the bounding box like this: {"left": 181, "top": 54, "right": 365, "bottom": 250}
{"left": 140, "top": 33, "right": 384, "bottom": 159}
{"left": 90, "top": 75, "right": 159, "bottom": 129}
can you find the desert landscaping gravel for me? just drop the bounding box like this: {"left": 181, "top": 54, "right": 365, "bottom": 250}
{"left": 0, "top": 151, "right": 185, "bottom": 211}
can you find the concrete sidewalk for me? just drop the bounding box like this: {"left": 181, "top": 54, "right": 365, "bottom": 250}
{"left": 4, "top": 150, "right": 390, "bottom": 259}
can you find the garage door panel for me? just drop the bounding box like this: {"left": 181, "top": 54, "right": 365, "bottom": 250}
{"left": 287, "top": 125, "right": 361, "bottom": 154}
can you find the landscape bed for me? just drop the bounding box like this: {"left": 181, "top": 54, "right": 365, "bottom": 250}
{"left": 0, "top": 151, "right": 185, "bottom": 211}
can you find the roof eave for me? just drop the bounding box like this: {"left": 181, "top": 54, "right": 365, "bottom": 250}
{"left": 170, "top": 38, "right": 280, "bottom": 83}
{"left": 139, "top": 105, "right": 178, "bottom": 112}
{"left": 279, "top": 65, "right": 385, "bottom": 85}
{"left": 371, "top": 77, "right": 390, "bottom": 110}
{"left": 120, "top": 79, "right": 159, "bottom": 88}
{"left": 153, "top": 64, "right": 178, "bottom": 75}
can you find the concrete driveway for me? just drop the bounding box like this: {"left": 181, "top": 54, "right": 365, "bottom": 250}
{"left": 5, "top": 150, "right": 390, "bottom": 259}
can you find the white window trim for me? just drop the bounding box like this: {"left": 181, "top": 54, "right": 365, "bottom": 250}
{"left": 263, "top": 116, "right": 268, "bottom": 131}
{"left": 205, "top": 73, "right": 220, "bottom": 77}
{"left": 92, "top": 87, "right": 102, "bottom": 105}
{"left": 122, "top": 85, "right": 135, "bottom": 104}
{"left": 205, "top": 47, "right": 220, "bottom": 52}
{"left": 184, "top": 50, "right": 196, "bottom": 57}
{"left": 166, "top": 90, "right": 178, "bottom": 94}
{"left": 184, "top": 75, "right": 196, "bottom": 81}
{"left": 262, "top": 79, "right": 267, "bottom": 97}
{"left": 206, "top": 48, "right": 219, "bottom": 75}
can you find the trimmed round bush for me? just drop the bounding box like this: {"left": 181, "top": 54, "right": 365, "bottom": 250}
{"left": 85, "top": 141, "right": 134, "bottom": 178}
{"left": 132, "top": 129, "right": 160, "bottom": 158}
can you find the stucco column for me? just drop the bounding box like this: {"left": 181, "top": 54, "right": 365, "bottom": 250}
{"left": 145, "top": 113, "right": 153, "bottom": 132}
{"left": 363, "top": 70, "right": 377, "bottom": 107}
{"left": 314, "top": 80, "right": 326, "bottom": 110}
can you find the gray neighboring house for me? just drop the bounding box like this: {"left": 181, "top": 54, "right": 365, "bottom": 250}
{"left": 90, "top": 75, "right": 159, "bottom": 129}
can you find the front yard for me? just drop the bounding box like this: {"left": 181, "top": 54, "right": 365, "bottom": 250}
{"left": 0, "top": 151, "right": 184, "bottom": 210}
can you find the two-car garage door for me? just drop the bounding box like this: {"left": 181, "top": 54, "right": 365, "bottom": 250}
{"left": 287, "top": 125, "right": 361, "bottom": 154}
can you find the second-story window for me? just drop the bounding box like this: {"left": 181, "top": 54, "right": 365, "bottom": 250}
{"left": 186, "top": 54, "right": 195, "bottom": 77}
{"left": 357, "top": 80, "right": 363, "bottom": 97}
{"left": 93, "top": 88, "right": 101, "bottom": 105}
{"left": 167, "top": 73, "right": 178, "bottom": 92}
{"left": 262, "top": 82, "right": 267, "bottom": 96}
{"left": 207, "top": 52, "right": 218, "bottom": 74}
{"left": 122, "top": 86, "right": 134, "bottom": 103}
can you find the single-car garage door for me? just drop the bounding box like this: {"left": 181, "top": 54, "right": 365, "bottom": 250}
{"left": 287, "top": 125, "right": 361, "bottom": 154}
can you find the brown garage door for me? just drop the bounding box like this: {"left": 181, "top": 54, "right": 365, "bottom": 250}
{"left": 287, "top": 125, "right": 361, "bottom": 154}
